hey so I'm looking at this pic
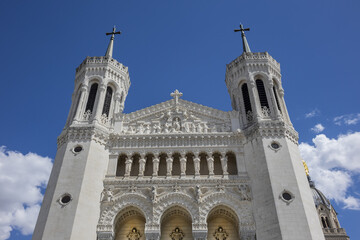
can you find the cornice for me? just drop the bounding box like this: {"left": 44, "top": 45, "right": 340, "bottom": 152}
{"left": 57, "top": 126, "right": 109, "bottom": 147}
{"left": 243, "top": 120, "right": 299, "bottom": 144}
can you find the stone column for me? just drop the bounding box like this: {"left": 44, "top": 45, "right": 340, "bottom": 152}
{"left": 124, "top": 157, "right": 133, "bottom": 177}
{"left": 113, "top": 92, "right": 122, "bottom": 115}
{"left": 106, "top": 155, "right": 118, "bottom": 177}
{"left": 220, "top": 155, "right": 228, "bottom": 176}
{"left": 93, "top": 83, "right": 107, "bottom": 122}
{"left": 207, "top": 155, "right": 214, "bottom": 176}
{"left": 267, "top": 79, "right": 281, "bottom": 120}
{"left": 166, "top": 155, "right": 173, "bottom": 177}
{"left": 248, "top": 77, "right": 262, "bottom": 120}
{"left": 139, "top": 154, "right": 146, "bottom": 177}
{"left": 73, "top": 84, "right": 88, "bottom": 122}
{"left": 97, "top": 231, "right": 114, "bottom": 240}
{"left": 194, "top": 155, "right": 200, "bottom": 177}
{"left": 145, "top": 225, "right": 161, "bottom": 240}
{"left": 180, "top": 155, "right": 187, "bottom": 177}
{"left": 192, "top": 230, "right": 207, "bottom": 240}
{"left": 152, "top": 155, "right": 160, "bottom": 177}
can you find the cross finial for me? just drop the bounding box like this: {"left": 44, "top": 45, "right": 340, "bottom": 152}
{"left": 105, "top": 26, "right": 121, "bottom": 58}
{"left": 170, "top": 89, "right": 183, "bottom": 104}
{"left": 234, "top": 24, "right": 251, "bottom": 53}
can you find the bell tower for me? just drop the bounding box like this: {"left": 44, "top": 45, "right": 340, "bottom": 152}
{"left": 32, "top": 27, "right": 130, "bottom": 240}
{"left": 225, "top": 25, "right": 325, "bottom": 239}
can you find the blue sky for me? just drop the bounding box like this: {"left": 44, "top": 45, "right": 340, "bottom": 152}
{"left": 0, "top": 0, "right": 359, "bottom": 239}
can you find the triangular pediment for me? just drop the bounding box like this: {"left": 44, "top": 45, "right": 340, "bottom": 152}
{"left": 116, "top": 98, "right": 232, "bottom": 135}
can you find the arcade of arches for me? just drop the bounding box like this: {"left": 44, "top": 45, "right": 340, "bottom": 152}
{"left": 114, "top": 205, "right": 240, "bottom": 240}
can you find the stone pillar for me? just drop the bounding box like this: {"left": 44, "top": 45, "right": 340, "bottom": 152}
{"left": 139, "top": 154, "right": 146, "bottom": 177}
{"left": 192, "top": 230, "right": 207, "bottom": 240}
{"left": 73, "top": 84, "right": 88, "bottom": 122}
{"left": 145, "top": 228, "right": 161, "bottom": 240}
{"left": 113, "top": 92, "right": 122, "bottom": 115}
{"left": 194, "top": 155, "right": 200, "bottom": 176}
{"left": 220, "top": 154, "right": 228, "bottom": 176}
{"left": 235, "top": 151, "right": 246, "bottom": 174}
{"left": 180, "top": 155, "right": 187, "bottom": 177}
{"left": 267, "top": 79, "right": 281, "bottom": 120}
{"left": 207, "top": 155, "right": 214, "bottom": 176}
{"left": 124, "top": 157, "right": 133, "bottom": 177}
{"left": 152, "top": 155, "right": 160, "bottom": 177}
{"left": 248, "top": 77, "right": 262, "bottom": 120}
{"left": 93, "top": 83, "right": 107, "bottom": 122}
{"left": 106, "top": 155, "right": 118, "bottom": 177}
{"left": 166, "top": 155, "right": 173, "bottom": 177}
{"left": 97, "top": 231, "right": 114, "bottom": 240}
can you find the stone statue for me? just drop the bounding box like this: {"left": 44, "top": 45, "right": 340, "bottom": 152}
{"left": 180, "top": 157, "right": 186, "bottom": 175}
{"left": 153, "top": 157, "right": 160, "bottom": 176}
{"left": 221, "top": 156, "right": 228, "bottom": 175}
{"left": 151, "top": 186, "right": 157, "bottom": 202}
{"left": 153, "top": 123, "right": 161, "bottom": 133}
{"left": 125, "top": 159, "right": 133, "bottom": 176}
{"left": 195, "top": 185, "right": 202, "bottom": 203}
{"left": 100, "top": 188, "right": 113, "bottom": 202}
{"left": 166, "top": 157, "right": 173, "bottom": 176}
{"left": 207, "top": 156, "right": 214, "bottom": 175}
{"left": 139, "top": 157, "right": 146, "bottom": 176}
{"left": 172, "top": 117, "right": 181, "bottom": 132}
{"left": 194, "top": 157, "right": 200, "bottom": 175}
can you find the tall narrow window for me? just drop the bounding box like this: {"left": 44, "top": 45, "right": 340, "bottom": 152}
{"left": 85, "top": 83, "right": 98, "bottom": 112}
{"left": 241, "top": 83, "right": 252, "bottom": 113}
{"left": 102, "top": 86, "right": 113, "bottom": 116}
{"left": 256, "top": 79, "right": 269, "bottom": 108}
{"left": 273, "top": 85, "right": 282, "bottom": 112}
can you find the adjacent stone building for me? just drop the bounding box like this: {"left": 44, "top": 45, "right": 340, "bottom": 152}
{"left": 32, "top": 26, "right": 349, "bottom": 240}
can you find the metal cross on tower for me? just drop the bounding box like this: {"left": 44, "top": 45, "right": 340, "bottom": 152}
{"left": 105, "top": 26, "right": 121, "bottom": 58}
{"left": 234, "top": 24, "right": 251, "bottom": 53}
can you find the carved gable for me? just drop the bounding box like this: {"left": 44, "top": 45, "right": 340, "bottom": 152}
{"left": 116, "top": 98, "right": 231, "bottom": 135}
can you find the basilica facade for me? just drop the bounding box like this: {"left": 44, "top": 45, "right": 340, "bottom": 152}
{"left": 32, "top": 27, "right": 349, "bottom": 240}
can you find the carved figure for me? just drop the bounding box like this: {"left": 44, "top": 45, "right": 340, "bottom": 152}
{"left": 170, "top": 227, "right": 184, "bottom": 240}
{"left": 213, "top": 226, "right": 228, "bottom": 240}
{"left": 194, "top": 157, "right": 200, "bottom": 175}
{"left": 239, "top": 184, "right": 251, "bottom": 201}
{"left": 172, "top": 117, "right": 181, "bottom": 132}
{"left": 221, "top": 156, "right": 228, "bottom": 175}
{"left": 125, "top": 159, "right": 133, "bottom": 175}
{"left": 151, "top": 186, "right": 157, "bottom": 202}
{"left": 195, "top": 185, "right": 202, "bottom": 202}
{"left": 180, "top": 157, "right": 186, "bottom": 175}
{"left": 144, "top": 124, "right": 151, "bottom": 134}
{"left": 137, "top": 124, "right": 144, "bottom": 134}
{"left": 207, "top": 156, "right": 214, "bottom": 175}
{"left": 100, "top": 188, "right": 113, "bottom": 202}
{"left": 127, "top": 227, "right": 141, "bottom": 240}
{"left": 166, "top": 157, "right": 173, "bottom": 175}
{"left": 153, "top": 123, "right": 161, "bottom": 133}
{"left": 153, "top": 157, "right": 160, "bottom": 176}
{"left": 139, "top": 157, "right": 146, "bottom": 176}
{"left": 184, "top": 122, "right": 190, "bottom": 132}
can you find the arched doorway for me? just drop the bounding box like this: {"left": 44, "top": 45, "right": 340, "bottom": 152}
{"left": 160, "top": 206, "right": 193, "bottom": 240}
{"left": 114, "top": 206, "right": 146, "bottom": 240}
{"left": 207, "top": 205, "right": 240, "bottom": 240}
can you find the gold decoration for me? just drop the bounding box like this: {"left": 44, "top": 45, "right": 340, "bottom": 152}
{"left": 302, "top": 159, "right": 310, "bottom": 176}
{"left": 213, "top": 226, "right": 228, "bottom": 240}
{"left": 127, "top": 227, "right": 141, "bottom": 240}
{"left": 170, "top": 227, "right": 184, "bottom": 240}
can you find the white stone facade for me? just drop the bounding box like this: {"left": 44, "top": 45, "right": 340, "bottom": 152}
{"left": 33, "top": 51, "right": 327, "bottom": 240}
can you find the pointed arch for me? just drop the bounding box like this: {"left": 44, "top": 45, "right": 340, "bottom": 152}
{"left": 85, "top": 83, "right": 98, "bottom": 112}
{"left": 256, "top": 79, "right": 269, "bottom": 108}
{"left": 241, "top": 83, "right": 252, "bottom": 113}
{"left": 102, "top": 86, "right": 113, "bottom": 117}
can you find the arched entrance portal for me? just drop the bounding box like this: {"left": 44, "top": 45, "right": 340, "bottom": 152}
{"left": 114, "top": 206, "right": 146, "bottom": 240}
{"left": 207, "top": 205, "right": 240, "bottom": 240}
{"left": 160, "top": 206, "right": 193, "bottom": 240}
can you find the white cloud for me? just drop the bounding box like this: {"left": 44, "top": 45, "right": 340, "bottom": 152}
{"left": 305, "top": 109, "right": 320, "bottom": 118}
{"left": 299, "top": 132, "right": 360, "bottom": 210}
{"left": 334, "top": 113, "right": 360, "bottom": 126}
{"left": 311, "top": 123, "right": 325, "bottom": 133}
{"left": 0, "top": 146, "right": 52, "bottom": 240}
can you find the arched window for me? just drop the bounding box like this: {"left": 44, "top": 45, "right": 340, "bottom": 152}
{"left": 321, "top": 217, "right": 327, "bottom": 228}
{"left": 273, "top": 84, "right": 282, "bottom": 112}
{"left": 102, "top": 86, "right": 113, "bottom": 116}
{"left": 85, "top": 83, "right": 98, "bottom": 112}
{"left": 256, "top": 79, "right": 269, "bottom": 108}
{"left": 241, "top": 83, "right": 252, "bottom": 113}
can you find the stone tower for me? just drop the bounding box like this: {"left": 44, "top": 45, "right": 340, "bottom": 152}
{"left": 33, "top": 26, "right": 345, "bottom": 240}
